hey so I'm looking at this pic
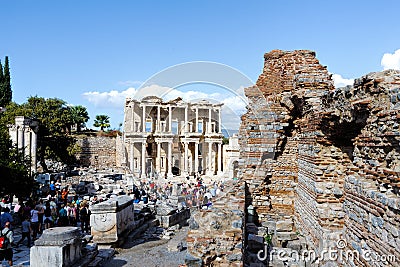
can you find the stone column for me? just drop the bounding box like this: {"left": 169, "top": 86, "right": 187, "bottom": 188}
{"left": 208, "top": 108, "right": 212, "bottom": 133}
{"left": 31, "top": 129, "right": 37, "bottom": 173}
{"left": 184, "top": 106, "right": 188, "bottom": 133}
{"left": 168, "top": 105, "right": 172, "bottom": 133}
{"left": 141, "top": 142, "right": 146, "bottom": 178}
{"left": 157, "top": 105, "right": 161, "bottom": 132}
{"left": 194, "top": 142, "right": 199, "bottom": 174}
{"left": 167, "top": 141, "right": 173, "bottom": 178}
{"left": 131, "top": 102, "right": 135, "bottom": 131}
{"left": 17, "top": 126, "right": 24, "bottom": 151}
{"left": 130, "top": 141, "right": 134, "bottom": 173}
{"left": 142, "top": 105, "right": 146, "bottom": 132}
{"left": 24, "top": 130, "right": 31, "bottom": 157}
{"left": 217, "top": 142, "right": 223, "bottom": 175}
{"left": 195, "top": 107, "right": 198, "bottom": 132}
{"left": 184, "top": 141, "right": 189, "bottom": 176}
{"left": 218, "top": 108, "right": 222, "bottom": 133}
{"left": 207, "top": 142, "right": 213, "bottom": 176}
{"left": 157, "top": 141, "right": 161, "bottom": 175}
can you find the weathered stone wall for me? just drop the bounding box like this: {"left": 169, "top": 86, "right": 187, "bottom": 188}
{"left": 330, "top": 71, "right": 400, "bottom": 266}
{"left": 75, "top": 136, "right": 118, "bottom": 168}
{"left": 186, "top": 181, "right": 245, "bottom": 266}
{"left": 240, "top": 50, "right": 400, "bottom": 266}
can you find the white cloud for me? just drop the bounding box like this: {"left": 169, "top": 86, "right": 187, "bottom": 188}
{"left": 220, "top": 96, "right": 247, "bottom": 130}
{"left": 331, "top": 74, "right": 354, "bottom": 88}
{"left": 222, "top": 95, "right": 247, "bottom": 114}
{"left": 82, "top": 87, "right": 137, "bottom": 108}
{"left": 381, "top": 49, "right": 400, "bottom": 70}
{"left": 164, "top": 89, "right": 221, "bottom": 102}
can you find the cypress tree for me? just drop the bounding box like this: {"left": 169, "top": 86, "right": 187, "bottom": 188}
{"left": 1, "top": 56, "right": 12, "bottom": 106}
{"left": 0, "top": 60, "right": 3, "bottom": 82}
{"left": 0, "top": 60, "right": 3, "bottom": 101}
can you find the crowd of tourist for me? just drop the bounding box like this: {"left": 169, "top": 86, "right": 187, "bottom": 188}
{"left": 0, "top": 174, "right": 227, "bottom": 266}
{"left": 129, "top": 177, "right": 226, "bottom": 210}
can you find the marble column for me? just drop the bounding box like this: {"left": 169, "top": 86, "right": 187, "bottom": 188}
{"left": 24, "top": 130, "right": 31, "bottom": 158}
{"left": 141, "top": 142, "right": 146, "bottom": 178}
{"left": 167, "top": 141, "right": 173, "bottom": 178}
{"left": 157, "top": 141, "right": 161, "bottom": 175}
{"left": 131, "top": 102, "right": 135, "bottom": 131}
{"left": 184, "top": 106, "right": 188, "bottom": 133}
{"left": 208, "top": 108, "right": 212, "bottom": 133}
{"left": 194, "top": 142, "right": 199, "bottom": 174}
{"left": 168, "top": 106, "right": 172, "bottom": 133}
{"left": 17, "top": 126, "right": 24, "bottom": 151}
{"left": 142, "top": 105, "right": 146, "bottom": 132}
{"left": 31, "top": 130, "right": 37, "bottom": 173}
{"left": 130, "top": 141, "right": 134, "bottom": 172}
{"left": 218, "top": 108, "right": 222, "bottom": 133}
{"left": 217, "top": 142, "right": 223, "bottom": 175}
{"left": 157, "top": 105, "right": 161, "bottom": 132}
{"left": 195, "top": 107, "right": 198, "bottom": 132}
{"left": 208, "top": 142, "right": 213, "bottom": 175}
{"left": 184, "top": 141, "right": 189, "bottom": 176}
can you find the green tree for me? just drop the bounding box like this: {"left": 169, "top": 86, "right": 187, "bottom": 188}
{"left": 0, "top": 57, "right": 12, "bottom": 107}
{"left": 94, "top": 114, "right": 110, "bottom": 131}
{"left": 0, "top": 60, "right": 3, "bottom": 94}
{"left": 70, "top": 105, "right": 89, "bottom": 132}
{"left": 0, "top": 97, "right": 78, "bottom": 171}
{"left": 223, "top": 137, "right": 229, "bottom": 145}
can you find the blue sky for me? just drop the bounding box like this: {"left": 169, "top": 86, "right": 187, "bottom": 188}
{"left": 2, "top": 0, "right": 400, "bottom": 130}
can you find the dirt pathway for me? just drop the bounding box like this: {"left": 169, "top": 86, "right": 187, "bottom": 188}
{"left": 102, "top": 225, "right": 189, "bottom": 267}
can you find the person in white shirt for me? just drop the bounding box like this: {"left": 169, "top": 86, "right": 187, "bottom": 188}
{"left": 30, "top": 207, "right": 40, "bottom": 240}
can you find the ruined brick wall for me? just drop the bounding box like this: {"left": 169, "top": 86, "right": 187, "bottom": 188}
{"left": 75, "top": 136, "right": 118, "bottom": 168}
{"left": 238, "top": 82, "right": 299, "bottom": 257}
{"left": 240, "top": 50, "right": 341, "bottom": 254}
{"left": 326, "top": 70, "right": 400, "bottom": 266}
{"left": 240, "top": 50, "right": 400, "bottom": 266}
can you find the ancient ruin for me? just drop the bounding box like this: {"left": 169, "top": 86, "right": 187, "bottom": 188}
{"left": 17, "top": 49, "right": 400, "bottom": 267}
{"left": 236, "top": 50, "right": 400, "bottom": 266}
{"left": 8, "top": 116, "right": 39, "bottom": 173}
{"left": 90, "top": 195, "right": 136, "bottom": 244}
{"left": 123, "top": 96, "right": 224, "bottom": 179}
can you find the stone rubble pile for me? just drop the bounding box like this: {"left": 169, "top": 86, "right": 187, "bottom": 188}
{"left": 185, "top": 181, "right": 245, "bottom": 266}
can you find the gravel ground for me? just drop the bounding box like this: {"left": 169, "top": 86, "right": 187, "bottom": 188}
{"left": 102, "top": 225, "right": 189, "bottom": 267}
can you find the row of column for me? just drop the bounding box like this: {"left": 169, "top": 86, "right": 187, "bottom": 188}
{"left": 16, "top": 125, "right": 38, "bottom": 173}
{"left": 133, "top": 104, "right": 222, "bottom": 134}
{"left": 129, "top": 140, "right": 173, "bottom": 179}
{"left": 173, "top": 141, "right": 223, "bottom": 177}
{"left": 129, "top": 140, "right": 223, "bottom": 178}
